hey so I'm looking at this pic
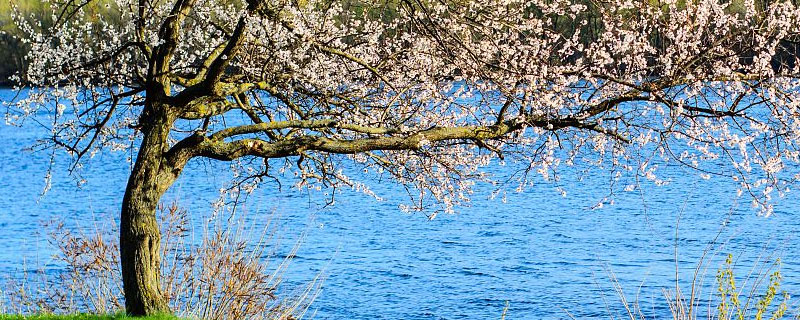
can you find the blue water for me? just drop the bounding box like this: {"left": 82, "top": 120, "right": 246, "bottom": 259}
{"left": 2, "top": 89, "right": 800, "bottom": 319}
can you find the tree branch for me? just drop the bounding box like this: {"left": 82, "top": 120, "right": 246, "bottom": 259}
{"left": 178, "top": 97, "right": 238, "bottom": 119}
{"left": 184, "top": 114, "right": 628, "bottom": 162}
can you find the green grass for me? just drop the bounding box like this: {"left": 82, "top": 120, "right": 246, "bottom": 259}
{"left": 0, "top": 314, "right": 180, "bottom": 320}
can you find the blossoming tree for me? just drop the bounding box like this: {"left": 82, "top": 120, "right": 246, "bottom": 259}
{"left": 7, "top": 0, "right": 800, "bottom": 315}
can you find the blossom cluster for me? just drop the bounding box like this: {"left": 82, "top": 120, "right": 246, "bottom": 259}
{"left": 8, "top": 0, "right": 800, "bottom": 215}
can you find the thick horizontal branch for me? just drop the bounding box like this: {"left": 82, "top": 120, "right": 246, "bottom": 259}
{"left": 208, "top": 119, "right": 399, "bottom": 139}
{"left": 190, "top": 116, "right": 605, "bottom": 161}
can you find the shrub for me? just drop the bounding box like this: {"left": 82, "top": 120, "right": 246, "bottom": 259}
{"left": 1, "top": 202, "right": 322, "bottom": 319}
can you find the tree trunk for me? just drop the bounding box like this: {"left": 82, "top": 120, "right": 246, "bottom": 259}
{"left": 120, "top": 106, "right": 178, "bottom": 316}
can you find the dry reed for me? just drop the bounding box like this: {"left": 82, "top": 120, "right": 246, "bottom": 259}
{"left": 1, "top": 202, "right": 322, "bottom": 319}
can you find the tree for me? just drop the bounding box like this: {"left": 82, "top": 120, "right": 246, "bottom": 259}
{"left": 6, "top": 0, "right": 800, "bottom": 315}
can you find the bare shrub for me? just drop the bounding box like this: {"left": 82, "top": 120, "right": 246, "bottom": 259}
{"left": 660, "top": 254, "right": 790, "bottom": 320}
{"left": 597, "top": 249, "right": 795, "bottom": 320}
{"left": 1, "top": 202, "right": 322, "bottom": 319}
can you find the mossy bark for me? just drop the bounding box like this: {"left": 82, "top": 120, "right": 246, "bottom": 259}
{"left": 120, "top": 105, "right": 179, "bottom": 316}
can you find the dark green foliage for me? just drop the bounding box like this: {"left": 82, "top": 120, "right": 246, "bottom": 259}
{"left": 0, "top": 0, "right": 118, "bottom": 86}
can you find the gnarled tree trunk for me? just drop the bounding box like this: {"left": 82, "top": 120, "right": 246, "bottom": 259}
{"left": 120, "top": 105, "right": 180, "bottom": 316}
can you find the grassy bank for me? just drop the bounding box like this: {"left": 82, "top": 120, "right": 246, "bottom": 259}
{"left": 0, "top": 314, "right": 179, "bottom": 320}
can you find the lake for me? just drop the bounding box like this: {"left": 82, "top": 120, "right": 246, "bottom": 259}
{"left": 1, "top": 88, "right": 799, "bottom": 319}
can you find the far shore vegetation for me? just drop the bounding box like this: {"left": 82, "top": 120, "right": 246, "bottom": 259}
{"left": 1, "top": 0, "right": 797, "bottom": 86}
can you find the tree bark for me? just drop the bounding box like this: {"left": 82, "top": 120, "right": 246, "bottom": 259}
{"left": 120, "top": 105, "right": 179, "bottom": 316}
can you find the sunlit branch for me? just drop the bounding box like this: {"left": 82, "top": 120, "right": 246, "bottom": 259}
{"left": 179, "top": 97, "right": 237, "bottom": 119}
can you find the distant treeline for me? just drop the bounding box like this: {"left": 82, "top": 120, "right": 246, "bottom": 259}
{"left": 0, "top": 0, "right": 39, "bottom": 86}
{"left": 1, "top": 0, "right": 798, "bottom": 86}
